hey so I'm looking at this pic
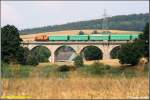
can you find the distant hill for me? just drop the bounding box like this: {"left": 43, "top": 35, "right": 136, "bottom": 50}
{"left": 20, "top": 13, "right": 149, "bottom": 35}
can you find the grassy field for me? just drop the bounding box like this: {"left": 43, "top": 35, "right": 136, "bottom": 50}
{"left": 2, "top": 76, "right": 148, "bottom": 99}
{"left": 1, "top": 60, "right": 149, "bottom": 99}
{"left": 20, "top": 29, "right": 141, "bottom": 41}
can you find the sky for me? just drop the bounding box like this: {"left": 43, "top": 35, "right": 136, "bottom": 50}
{"left": 1, "top": 1, "right": 149, "bottom": 30}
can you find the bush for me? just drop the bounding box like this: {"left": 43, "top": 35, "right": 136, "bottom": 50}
{"left": 118, "top": 42, "right": 145, "bottom": 66}
{"left": 78, "top": 31, "right": 84, "bottom": 35}
{"left": 92, "top": 30, "right": 98, "bottom": 34}
{"left": 74, "top": 55, "right": 84, "bottom": 67}
{"left": 25, "top": 54, "right": 39, "bottom": 66}
{"left": 16, "top": 47, "right": 30, "bottom": 65}
{"left": 31, "top": 46, "right": 51, "bottom": 62}
{"left": 57, "top": 65, "right": 70, "bottom": 72}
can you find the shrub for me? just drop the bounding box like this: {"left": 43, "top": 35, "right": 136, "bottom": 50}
{"left": 78, "top": 31, "right": 84, "bottom": 35}
{"left": 118, "top": 42, "right": 145, "bottom": 66}
{"left": 25, "top": 54, "right": 39, "bottom": 66}
{"left": 92, "top": 30, "right": 98, "bottom": 34}
{"left": 57, "top": 65, "right": 70, "bottom": 72}
{"left": 31, "top": 46, "right": 51, "bottom": 62}
{"left": 74, "top": 55, "right": 84, "bottom": 67}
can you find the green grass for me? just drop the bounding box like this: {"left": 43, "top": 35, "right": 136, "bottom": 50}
{"left": 1, "top": 63, "right": 33, "bottom": 78}
{"left": 39, "top": 65, "right": 69, "bottom": 78}
{"left": 39, "top": 65, "right": 57, "bottom": 77}
{"left": 1, "top": 62, "right": 148, "bottom": 79}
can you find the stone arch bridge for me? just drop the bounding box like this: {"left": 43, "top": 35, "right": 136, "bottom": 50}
{"left": 22, "top": 41, "right": 131, "bottom": 63}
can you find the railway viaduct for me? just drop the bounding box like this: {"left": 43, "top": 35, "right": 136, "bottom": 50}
{"left": 22, "top": 41, "right": 131, "bottom": 63}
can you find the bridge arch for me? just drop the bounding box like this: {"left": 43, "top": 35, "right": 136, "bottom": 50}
{"left": 80, "top": 45, "right": 103, "bottom": 61}
{"left": 30, "top": 45, "right": 51, "bottom": 62}
{"left": 110, "top": 45, "right": 121, "bottom": 59}
{"left": 54, "top": 45, "right": 77, "bottom": 62}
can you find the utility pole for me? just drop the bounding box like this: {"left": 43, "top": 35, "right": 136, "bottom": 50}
{"left": 102, "top": 9, "right": 109, "bottom": 34}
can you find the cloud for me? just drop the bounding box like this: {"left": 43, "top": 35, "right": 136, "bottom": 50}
{"left": 1, "top": 1, "right": 23, "bottom": 28}
{"left": 33, "top": 1, "right": 65, "bottom": 12}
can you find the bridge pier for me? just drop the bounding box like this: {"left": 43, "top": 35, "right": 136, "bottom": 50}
{"left": 48, "top": 51, "right": 55, "bottom": 63}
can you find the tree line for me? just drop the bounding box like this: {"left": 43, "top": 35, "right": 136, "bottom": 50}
{"left": 20, "top": 13, "right": 149, "bottom": 35}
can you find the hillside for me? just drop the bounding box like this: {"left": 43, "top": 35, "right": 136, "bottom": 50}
{"left": 20, "top": 13, "right": 149, "bottom": 35}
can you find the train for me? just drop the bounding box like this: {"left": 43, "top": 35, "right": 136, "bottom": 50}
{"left": 34, "top": 34, "right": 139, "bottom": 41}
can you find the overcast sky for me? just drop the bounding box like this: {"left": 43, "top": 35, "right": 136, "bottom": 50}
{"left": 1, "top": 1, "right": 149, "bottom": 30}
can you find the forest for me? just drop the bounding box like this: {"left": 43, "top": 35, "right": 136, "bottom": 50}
{"left": 20, "top": 13, "right": 149, "bottom": 34}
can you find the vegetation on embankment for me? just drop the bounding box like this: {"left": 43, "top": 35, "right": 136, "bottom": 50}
{"left": 20, "top": 13, "right": 149, "bottom": 34}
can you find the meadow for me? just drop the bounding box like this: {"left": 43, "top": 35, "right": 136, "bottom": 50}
{"left": 1, "top": 60, "right": 149, "bottom": 99}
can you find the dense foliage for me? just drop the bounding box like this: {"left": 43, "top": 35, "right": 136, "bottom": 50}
{"left": 16, "top": 47, "right": 30, "bottom": 65}
{"left": 21, "top": 13, "right": 149, "bottom": 34}
{"left": 1, "top": 25, "right": 22, "bottom": 63}
{"left": 92, "top": 30, "right": 99, "bottom": 34}
{"left": 74, "top": 55, "right": 84, "bottom": 67}
{"left": 118, "top": 22, "right": 149, "bottom": 65}
{"left": 139, "top": 22, "right": 149, "bottom": 57}
{"left": 78, "top": 31, "right": 85, "bottom": 35}
{"left": 82, "top": 46, "right": 103, "bottom": 60}
{"left": 31, "top": 46, "right": 51, "bottom": 62}
{"left": 1, "top": 25, "right": 39, "bottom": 66}
{"left": 110, "top": 46, "right": 120, "bottom": 59}
{"left": 25, "top": 54, "right": 39, "bottom": 66}
{"left": 118, "top": 41, "right": 145, "bottom": 66}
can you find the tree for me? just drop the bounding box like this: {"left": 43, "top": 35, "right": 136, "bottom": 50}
{"left": 92, "top": 30, "right": 98, "bottom": 34}
{"left": 139, "top": 22, "right": 149, "bottom": 57}
{"left": 82, "top": 46, "right": 103, "bottom": 60}
{"left": 110, "top": 46, "right": 120, "bottom": 59}
{"left": 31, "top": 46, "right": 51, "bottom": 62}
{"left": 16, "top": 47, "right": 30, "bottom": 65}
{"left": 74, "top": 55, "right": 83, "bottom": 67}
{"left": 118, "top": 42, "right": 145, "bottom": 66}
{"left": 1, "top": 25, "right": 22, "bottom": 63}
{"left": 78, "top": 31, "right": 84, "bottom": 35}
